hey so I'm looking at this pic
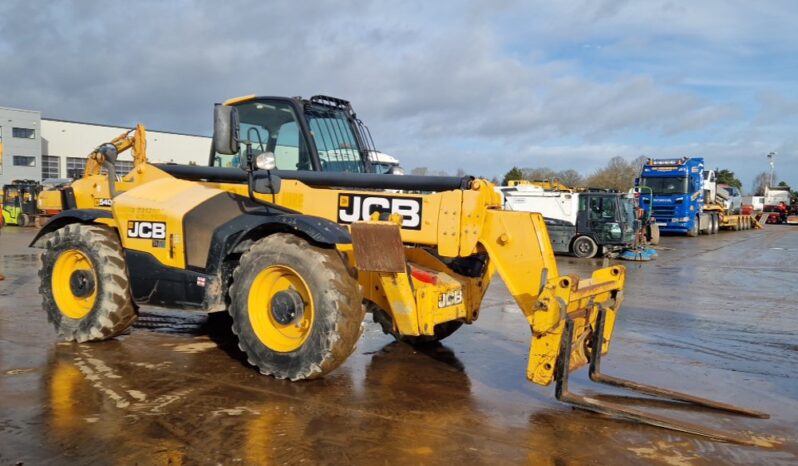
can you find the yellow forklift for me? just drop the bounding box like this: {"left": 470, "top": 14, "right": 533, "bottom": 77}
{"left": 2, "top": 180, "right": 41, "bottom": 227}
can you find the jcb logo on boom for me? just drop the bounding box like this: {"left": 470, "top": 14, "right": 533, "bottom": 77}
{"left": 337, "top": 194, "right": 423, "bottom": 230}
{"left": 127, "top": 221, "right": 167, "bottom": 240}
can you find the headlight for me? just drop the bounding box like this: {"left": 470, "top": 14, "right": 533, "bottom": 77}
{"left": 255, "top": 152, "right": 276, "bottom": 170}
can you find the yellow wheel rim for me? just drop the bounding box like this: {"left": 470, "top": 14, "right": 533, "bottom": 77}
{"left": 248, "top": 265, "right": 314, "bottom": 352}
{"left": 52, "top": 249, "right": 97, "bottom": 320}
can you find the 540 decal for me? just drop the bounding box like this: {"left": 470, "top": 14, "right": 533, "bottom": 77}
{"left": 337, "top": 193, "right": 422, "bottom": 230}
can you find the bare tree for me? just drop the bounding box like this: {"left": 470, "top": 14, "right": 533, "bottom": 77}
{"left": 585, "top": 156, "right": 643, "bottom": 191}
{"left": 521, "top": 167, "right": 558, "bottom": 181}
{"left": 515, "top": 167, "right": 585, "bottom": 187}
{"left": 557, "top": 169, "right": 584, "bottom": 187}
{"left": 751, "top": 171, "right": 773, "bottom": 195}
{"left": 410, "top": 166, "right": 428, "bottom": 176}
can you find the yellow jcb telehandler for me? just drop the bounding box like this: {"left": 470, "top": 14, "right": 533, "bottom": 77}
{"left": 32, "top": 95, "right": 767, "bottom": 444}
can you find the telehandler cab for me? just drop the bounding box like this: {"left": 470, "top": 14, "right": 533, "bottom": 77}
{"left": 33, "top": 95, "right": 767, "bottom": 445}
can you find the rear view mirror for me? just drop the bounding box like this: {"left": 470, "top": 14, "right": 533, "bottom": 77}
{"left": 213, "top": 104, "right": 240, "bottom": 155}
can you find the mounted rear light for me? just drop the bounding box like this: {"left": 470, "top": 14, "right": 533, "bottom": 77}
{"left": 410, "top": 267, "right": 437, "bottom": 285}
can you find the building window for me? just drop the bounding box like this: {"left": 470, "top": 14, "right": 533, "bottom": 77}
{"left": 42, "top": 155, "right": 60, "bottom": 179}
{"left": 12, "top": 127, "right": 36, "bottom": 139}
{"left": 13, "top": 155, "right": 36, "bottom": 167}
{"left": 66, "top": 156, "right": 87, "bottom": 179}
{"left": 116, "top": 160, "right": 134, "bottom": 174}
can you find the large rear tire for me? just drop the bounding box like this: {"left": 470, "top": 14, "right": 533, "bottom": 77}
{"left": 39, "top": 224, "right": 138, "bottom": 342}
{"left": 572, "top": 235, "right": 599, "bottom": 258}
{"left": 229, "top": 233, "right": 364, "bottom": 381}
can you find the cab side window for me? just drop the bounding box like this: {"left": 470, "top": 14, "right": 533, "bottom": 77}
{"left": 213, "top": 100, "right": 311, "bottom": 171}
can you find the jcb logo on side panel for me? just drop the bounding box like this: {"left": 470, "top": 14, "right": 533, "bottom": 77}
{"left": 127, "top": 221, "right": 166, "bottom": 239}
{"left": 337, "top": 194, "right": 423, "bottom": 230}
{"left": 437, "top": 290, "right": 463, "bottom": 308}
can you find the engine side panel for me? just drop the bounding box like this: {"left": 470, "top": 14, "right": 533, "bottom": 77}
{"left": 112, "top": 178, "right": 221, "bottom": 270}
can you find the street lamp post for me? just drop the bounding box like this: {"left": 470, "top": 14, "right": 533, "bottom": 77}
{"left": 767, "top": 152, "right": 776, "bottom": 188}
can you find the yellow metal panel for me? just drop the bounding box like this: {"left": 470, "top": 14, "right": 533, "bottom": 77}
{"left": 459, "top": 190, "right": 483, "bottom": 256}
{"left": 479, "top": 210, "right": 559, "bottom": 313}
{"left": 112, "top": 178, "right": 222, "bottom": 269}
{"left": 378, "top": 272, "right": 420, "bottom": 336}
{"left": 271, "top": 181, "right": 442, "bottom": 246}
{"left": 436, "top": 190, "right": 462, "bottom": 257}
{"left": 404, "top": 248, "right": 488, "bottom": 322}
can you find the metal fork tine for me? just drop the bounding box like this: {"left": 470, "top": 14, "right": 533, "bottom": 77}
{"left": 589, "top": 309, "right": 769, "bottom": 419}
{"left": 554, "top": 317, "right": 768, "bottom": 447}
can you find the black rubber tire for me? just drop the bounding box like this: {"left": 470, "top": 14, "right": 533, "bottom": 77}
{"left": 648, "top": 223, "right": 660, "bottom": 246}
{"left": 18, "top": 214, "right": 29, "bottom": 227}
{"left": 39, "top": 224, "right": 138, "bottom": 342}
{"left": 699, "top": 215, "right": 710, "bottom": 235}
{"left": 571, "top": 235, "right": 599, "bottom": 258}
{"left": 687, "top": 218, "right": 699, "bottom": 237}
{"left": 229, "top": 233, "right": 364, "bottom": 381}
{"left": 711, "top": 214, "right": 719, "bottom": 234}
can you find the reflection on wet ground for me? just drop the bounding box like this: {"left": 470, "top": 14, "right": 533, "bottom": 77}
{"left": 1, "top": 226, "right": 797, "bottom": 465}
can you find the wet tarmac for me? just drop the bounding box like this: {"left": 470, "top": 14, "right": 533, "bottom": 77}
{"left": 1, "top": 226, "right": 796, "bottom": 465}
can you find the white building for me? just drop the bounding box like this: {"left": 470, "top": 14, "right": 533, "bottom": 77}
{"left": 1, "top": 105, "right": 211, "bottom": 186}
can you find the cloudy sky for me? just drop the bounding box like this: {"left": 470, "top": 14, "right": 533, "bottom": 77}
{"left": 1, "top": 0, "right": 796, "bottom": 190}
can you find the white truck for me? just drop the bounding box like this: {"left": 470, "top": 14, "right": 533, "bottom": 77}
{"left": 764, "top": 185, "right": 791, "bottom": 208}
{"left": 368, "top": 151, "right": 404, "bottom": 175}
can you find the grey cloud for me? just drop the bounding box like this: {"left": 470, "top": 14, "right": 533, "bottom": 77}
{"left": 0, "top": 0, "right": 793, "bottom": 186}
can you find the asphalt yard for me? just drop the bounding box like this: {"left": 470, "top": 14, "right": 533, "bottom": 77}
{"left": 1, "top": 225, "right": 796, "bottom": 465}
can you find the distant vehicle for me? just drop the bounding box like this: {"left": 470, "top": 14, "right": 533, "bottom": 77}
{"left": 638, "top": 157, "right": 755, "bottom": 236}
{"left": 742, "top": 195, "right": 764, "bottom": 212}
{"left": 1, "top": 180, "right": 41, "bottom": 227}
{"left": 718, "top": 184, "right": 742, "bottom": 214}
{"left": 497, "top": 184, "right": 636, "bottom": 258}
{"left": 368, "top": 151, "right": 404, "bottom": 175}
{"left": 764, "top": 186, "right": 791, "bottom": 208}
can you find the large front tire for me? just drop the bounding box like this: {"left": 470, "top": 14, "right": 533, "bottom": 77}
{"left": 687, "top": 218, "right": 699, "bottom": 237}
{"left": 39, "top": 224, "right": 138, "bottom": 342}
{"left": 647, "top": 223, "right": 660, "bottom": 246}
{"left": 229, "top": 233, "right": 364, "bottom": 381}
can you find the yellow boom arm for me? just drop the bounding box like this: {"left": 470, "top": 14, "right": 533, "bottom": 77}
{"left": 84, "top": 124, "right": 147, "bottom": 177}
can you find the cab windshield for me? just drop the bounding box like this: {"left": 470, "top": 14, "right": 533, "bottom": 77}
{"left": 619, "top": 196, "right": 635, "bottom": 225}
{"left": 640, "top": 176, "right": 688, "bottom": 195}
{"left": 304, "top": 103, "right": 366, "bottom": 173}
